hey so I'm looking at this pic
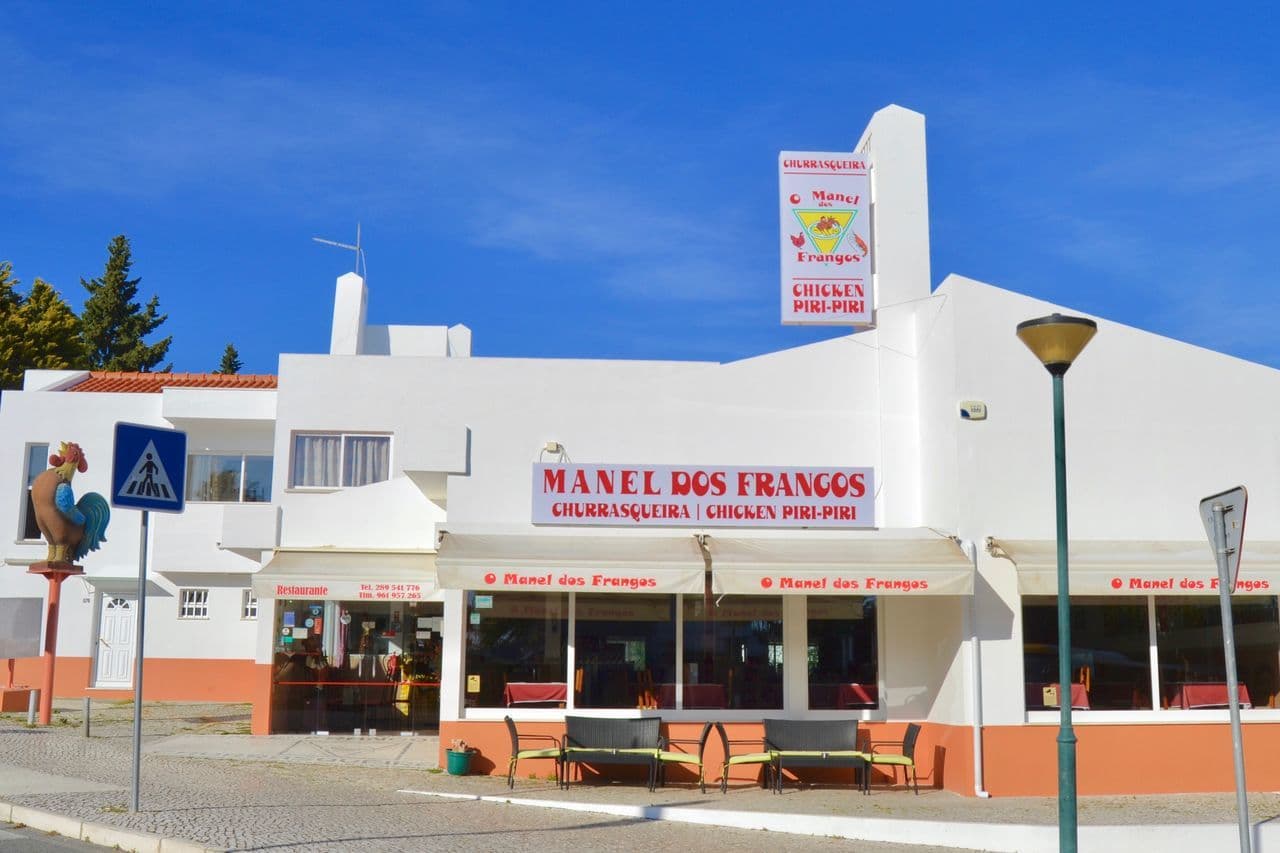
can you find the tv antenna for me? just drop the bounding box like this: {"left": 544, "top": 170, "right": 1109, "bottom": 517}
{"left": 312, "top": 223, "right": 367, "bottom": 280}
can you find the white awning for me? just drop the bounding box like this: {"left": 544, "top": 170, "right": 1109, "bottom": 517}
{"left": 252, "top": 550, "right": 439, "bottom": 601}
{"left": 707, "top": 529, "right": 973, "bottom": 596}
{"left": 993, "top": 540, "right": 1280, "bottom": 596}
{"left": 435, "top": 532, "right": 706, "bottom": 594}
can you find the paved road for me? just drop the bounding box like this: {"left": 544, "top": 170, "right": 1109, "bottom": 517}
{"left": 0, "top": 823, "right": 100, "bottom": 852}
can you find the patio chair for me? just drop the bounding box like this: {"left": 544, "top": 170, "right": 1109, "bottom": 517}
{"left": 866, "top": 722, "right": 921, "bottom": 794}
{"left": 504, "top": 715, "right": 563, "bottom": 789}
{"left": 655, "top": 721, "right": 713, "bottom": 791}
{"left": 714, "top": 722, "right": 774, "bottom": 794}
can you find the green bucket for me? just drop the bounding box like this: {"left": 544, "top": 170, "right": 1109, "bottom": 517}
{"left": 446, "top": 749, "right": 474, "bottom": 776}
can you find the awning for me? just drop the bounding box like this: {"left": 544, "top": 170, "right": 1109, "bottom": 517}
{"left": 435, "top": 532, "right": 706, "bottom": 594}
{"left": 707, "top": 529, "right": 973, "bottom": 596}
{"left": 992, "top": 540, "right": 1280, "bottom": 596}
{"left": 252, "top": 550, "right": 439, "bottom": 601}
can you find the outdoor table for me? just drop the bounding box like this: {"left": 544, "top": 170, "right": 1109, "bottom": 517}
{"left": 1166, "top": 682, "right": 1251, "bottom": 709}
{"left": 503, "top": 682, "right": 568, "bottom": 707}
{"left": 657, "top": 683, "right": 727, "bottom": 709}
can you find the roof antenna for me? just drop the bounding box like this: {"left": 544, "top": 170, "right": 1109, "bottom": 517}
{"left": 312, "top": 223, "right": 367, "bottom": 281}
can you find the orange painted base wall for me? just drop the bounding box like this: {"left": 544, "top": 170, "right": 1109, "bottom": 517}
{"left": 9, "top": 656, "right": 261, "bottom": 704}
{"left": 983, "top": 723, "right": 1280, "bottom": 796}
{"left": 439, "top": 720, "right": 975, "bottom": 794}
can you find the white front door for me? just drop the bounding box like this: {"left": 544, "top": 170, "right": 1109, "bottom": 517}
{"left": 95, "top": 594, "right": 137, "bottom": 687}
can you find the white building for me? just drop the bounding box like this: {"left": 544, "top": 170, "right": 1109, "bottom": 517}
{"left": 4, "top": 105, "right": 1279, "bottom": 797}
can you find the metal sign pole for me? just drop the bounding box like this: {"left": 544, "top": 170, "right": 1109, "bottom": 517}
{"left": 130, "top": 509, "right": 149, "bottom": 814}
{"left": 1212, "top": 501, "right": 1250, "bottom": 853}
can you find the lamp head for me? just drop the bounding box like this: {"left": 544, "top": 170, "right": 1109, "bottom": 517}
{"left": 1016, "top": 313, "right": 1097, "bottom": 376}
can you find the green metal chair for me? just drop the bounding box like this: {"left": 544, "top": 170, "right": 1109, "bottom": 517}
{"left": 866, "top": 722, "right": 921, "bottom": 794}
{"left": 655, "top": 721, "right": 714, "bottom": 792}
{"left": 504, "top": 715, "right": 563, "bottom": 789}
{"left": 714, "top": 722, "right": 775, "bottom": 793}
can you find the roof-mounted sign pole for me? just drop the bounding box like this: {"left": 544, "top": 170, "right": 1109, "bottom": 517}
{"left": 1200, "top": 486, "right": 1250, "bottom": 853}
{"left": 111, "top": 422, "right": 187, "bottom": 815}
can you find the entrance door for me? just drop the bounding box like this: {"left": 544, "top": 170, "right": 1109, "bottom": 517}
{"left": 95, "top": 595, "right": 137, "bottom": 687}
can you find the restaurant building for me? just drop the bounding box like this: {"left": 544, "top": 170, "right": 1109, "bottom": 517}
{"left": 3, "top": 105, "right": 1280, "bottom": 797}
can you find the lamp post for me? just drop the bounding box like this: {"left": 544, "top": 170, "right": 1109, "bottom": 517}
{"left": 1016, "top": 312, "right": 1097, "bottom": 853}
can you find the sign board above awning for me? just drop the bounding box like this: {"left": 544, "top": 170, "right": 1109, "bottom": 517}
{"left": 436, "top": 532, "right": 706, "bottom": 594}
{"left": 708, "top": 530, "right": 973, "bottom": 596}
{"left": 992, "top": 540, "right": 1280, "bottom": 596}
{"left": 252, "top": 550, "right": 439, "bottom": 601}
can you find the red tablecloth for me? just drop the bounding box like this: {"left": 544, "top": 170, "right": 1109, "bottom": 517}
{"left": 1167, "top": 683, "right": 1251, "bottom": 709}
{"left": 503, "top": 682, "right": 567, "bottom": 706}
{"left": 1026, "top": 683, "right": 1090, "bottom": 710}
{"left": 657, "top": 684, "right": 727, "bottom": 709}
{"left": 837, "top": 683, "right": 879, "bottom": 708}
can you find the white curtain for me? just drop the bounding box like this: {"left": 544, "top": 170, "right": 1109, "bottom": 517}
{"left": 292, "top": 435, "right": 341, "bottom": 487}
{"left": 343, "top": 436, "right": 389, "bottom": 486}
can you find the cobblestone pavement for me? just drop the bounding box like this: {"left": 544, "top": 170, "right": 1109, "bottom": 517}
{"left": 0, "top": 703, "right": 976, "bottom": 852}
{"left": 4, "top": 702, "right": 1278, "bottom": 852}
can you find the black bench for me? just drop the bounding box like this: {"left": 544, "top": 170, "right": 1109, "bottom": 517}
{"left": 763, "top": 718, "right": 866, "bottom": 794}
{"left": 562, "top": 716, "right": 662, "bottom": 790}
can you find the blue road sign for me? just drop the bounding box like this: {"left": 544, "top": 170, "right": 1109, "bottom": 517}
{"left": 111, "top": 422, "right": 187, "bottom": 513}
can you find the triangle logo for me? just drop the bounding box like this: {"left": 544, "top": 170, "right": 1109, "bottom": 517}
{"left": 117, "top": 440, "right": 179, "bottom": 504}
{"left": 793, "top": 209, "right": 857, "bottom": 253}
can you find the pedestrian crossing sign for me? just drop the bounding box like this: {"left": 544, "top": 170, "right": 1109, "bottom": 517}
{"left": 111, "top": 422, "right": 187, "bottom": 513}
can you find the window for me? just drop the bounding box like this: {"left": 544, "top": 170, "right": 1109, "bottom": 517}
{"left": 464, "top": 592, "right": 568, "bottom": 708}
{"left": 575, "top": 594, "right": 676, "bottom": 709}
{"left": 20, "top": 443, "right": 48, "bottom": 540}
{"left": 1021, "top": 595, "right": 1280, "bottom": 711}
{"left": 683, "top": 595, "right": 782, "bottom": 710}
{"left": 186, "top": 454, "right": 272, "bottom": 502}
{"left": 290, "top": 434, "right": 390, "bottom": 488}
{"left": 178, "top": 589, "right": 209, "bottom": 619}
{"left": 806, "top": 595, "right": 878, "bottom": 709}
{"left": 241, "top": 589, "right": 258, "bottom": 620}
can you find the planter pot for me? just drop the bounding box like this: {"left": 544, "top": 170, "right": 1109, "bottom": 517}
{"left": 446, "top": 749, "right": 476, "bottom": 776}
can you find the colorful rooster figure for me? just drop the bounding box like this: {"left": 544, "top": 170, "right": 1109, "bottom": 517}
{"left": 30, "top": 442, "right": 110, "bottom": 564}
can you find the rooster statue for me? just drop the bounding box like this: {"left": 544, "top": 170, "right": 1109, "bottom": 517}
{"left": 31, "top": 441, "right": 110, "bottom": 564}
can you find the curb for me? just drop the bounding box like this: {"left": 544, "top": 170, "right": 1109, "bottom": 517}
{"left": 1, "top": 799, "right": 223, "bottom": 853}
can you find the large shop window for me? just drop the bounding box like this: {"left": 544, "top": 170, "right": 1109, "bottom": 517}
{"left": 186, "top": 454, "right": 272, "bottom": 502}
{"left": 576, "top": 594, "right": 676, "bottom": 709}
{"left": 290, "top": 433, "right": 390, "bottom": 488}
{"left": 464, "top": 592, "right": 568, "bottom": 708}
{"left": 682, "top": 595, "right": 781, "bottom": 710}
{"left": 807, "top": 595, "right": 879, "bottom": 709}
{"left": 1021, "top": 596, "right": 1280, "bottom": 711}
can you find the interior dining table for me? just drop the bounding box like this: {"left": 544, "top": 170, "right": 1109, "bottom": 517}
{"left": 503, "top": 681, "right": 568, "bottom": 707}
{"left": 1165, "top": 682, "right": 1251, "bottom": 709}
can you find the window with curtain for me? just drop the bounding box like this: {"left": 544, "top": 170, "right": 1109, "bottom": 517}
{"left": 291, "top": 433, "right": 390, "bottom": 488}
{"left": 21, "top": 443, "right": 48, "bottom": 540}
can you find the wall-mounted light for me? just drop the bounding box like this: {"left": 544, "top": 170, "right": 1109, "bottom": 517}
{"left": 539, "top": 441, "right": 569, "bottom": 462}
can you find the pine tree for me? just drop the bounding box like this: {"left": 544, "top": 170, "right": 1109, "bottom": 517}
{"left": 79, "top": 235, "right": 172, "bottom": 372}
{"left": 216, "top": 343, "right": 243, "bottom": 375}
{"left": 17, "top": 279, "right": 84, "bottom": 373}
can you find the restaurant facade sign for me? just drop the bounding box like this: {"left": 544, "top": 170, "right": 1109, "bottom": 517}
{"left": 260, "top": 580, "right": 436, "bottom": 601}
{"left": 532, "top": 463, "right": 875, "bottom": 528}
{"left": 779, "top": 151, "right": 872, "bottom": 326}
{"left": 1017, "top": 570, "right": 1274, "bottom": 596}
{"left": 444, "top": 565, "right": 705, "bottom": 595}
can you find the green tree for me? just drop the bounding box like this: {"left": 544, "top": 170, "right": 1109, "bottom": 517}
{"left": 216, "top": 343, "right": 243, "bottom": 375}
{"left": 0, "top": 261, "right": 26, "bottom": 389}
{"left": 79, "top": 235, "right": 172, "bottom": 372}
{"left": 18, "top": 278, "right": 84, "bottom": 373}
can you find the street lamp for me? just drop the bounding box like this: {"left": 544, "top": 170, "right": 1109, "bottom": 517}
{"left": 1016, "top": 312, "right": 1097, "bottom": 853}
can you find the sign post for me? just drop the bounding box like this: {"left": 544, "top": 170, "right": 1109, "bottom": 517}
{"left": 111, "top": 422, "right": 186, "bottom": 814}
{"left": 1199, "top": 486, "right": 1249, "bottom": 853}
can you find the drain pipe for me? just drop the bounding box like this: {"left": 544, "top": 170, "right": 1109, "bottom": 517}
{"left": 964, "top": 538, "right": 992, "bottom": 798}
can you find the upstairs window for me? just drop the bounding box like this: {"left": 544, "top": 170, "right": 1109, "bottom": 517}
{"left": 241, "top": 589, "right": 258, "bottom": 620}
{"left": 21, "top": 444, "right": 49, "bottom": 541}
{"left": 290, "top": 433, "right": 390, "bottom": 488}
{"left": 179, "top": 588, "right": 210, "bottom": 619}
{"left": 186, "top": 454, "right": 272, "bottom": 502}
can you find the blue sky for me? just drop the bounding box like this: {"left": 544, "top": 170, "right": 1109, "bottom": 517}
{"left": 2, "top": 3, "right": 1277, "bottom": 374}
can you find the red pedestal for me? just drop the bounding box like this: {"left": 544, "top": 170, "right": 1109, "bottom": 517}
{"left": 27, "top": 561, "right": 84, "bottom": 725}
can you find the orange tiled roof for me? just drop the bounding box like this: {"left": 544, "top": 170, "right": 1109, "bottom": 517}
{"left": 66, "top": 372, "right": 278, "bottom": 393}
